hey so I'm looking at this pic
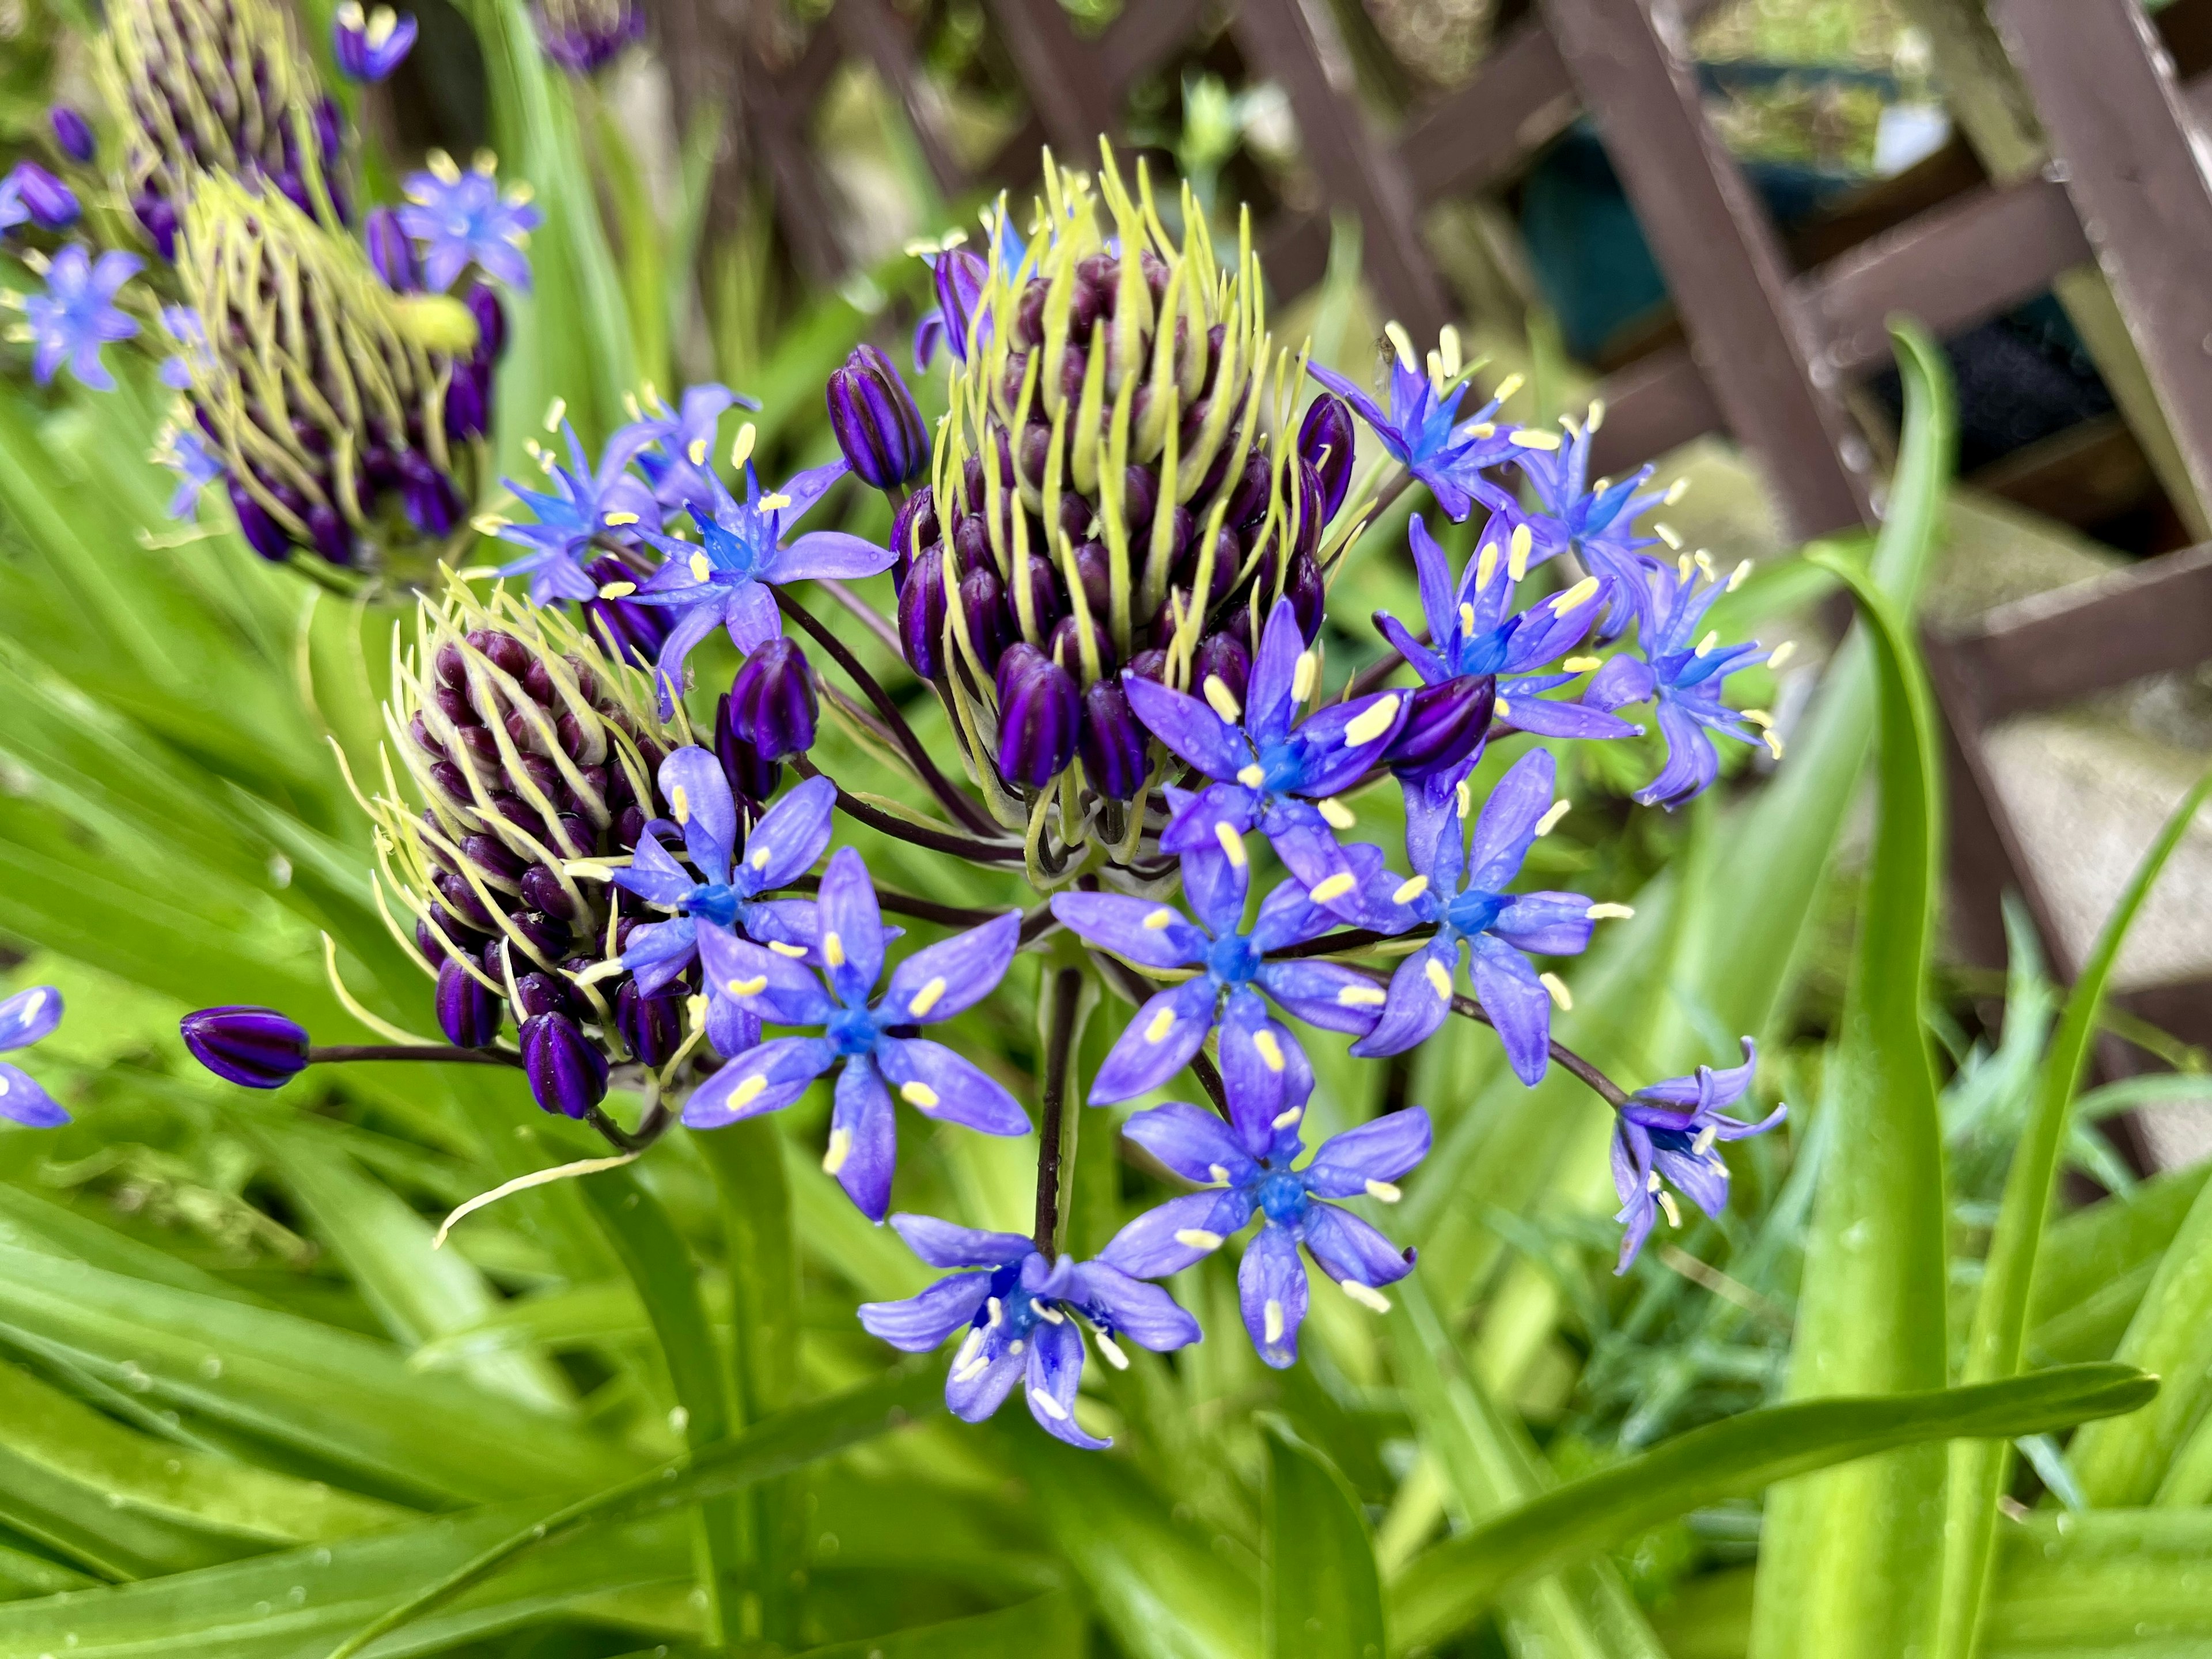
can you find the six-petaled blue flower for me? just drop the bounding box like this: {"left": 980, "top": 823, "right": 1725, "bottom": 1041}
{"left": 1611, "top": 1038, "right": 1785, "bottom": 1273}
{"left": 860, "top": 1214, "right": 1199, "bottom": 1449}
{"left": 397, "top": 155, "right": 541, "bottom": 292}
{"left": 0, "top": 986, "right": 67, "bottom": 1128}
{"left": 332, "top": 2, "right": 418, "bottom": 79}
{"left": 612, "top": 382, "right": 760, "bottom": 519}
{"left": 1100, "top": 1018, "right": 1427, "bottom": 1368}
{"left": 1305, "top": 325, "right": 1520, "bottom": 521}
{"left": 1507, "top": 404, "right": 1671, "bottom": 593}
{"left": 1124, "top": 598, "right": 1408, "bottom": 904}
{"left": 23, "top": 246, "right": 141, "bottom": 392}
{"left": 487, "top": 418, "right": 662, "bottom": 604}
{"left": 688, "top": 847, "right": 1027, "bottom": 1219}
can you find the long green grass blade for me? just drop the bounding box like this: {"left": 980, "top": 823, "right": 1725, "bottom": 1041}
{"left": 1262, "top": 1417, "right": 1384, "bottom": 1659}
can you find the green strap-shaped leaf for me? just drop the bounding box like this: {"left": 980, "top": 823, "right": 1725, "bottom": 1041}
{"left": 1261, "top": 1418, "right": 1385, "bottom": 1659}
{"left": 1388, "top": 1363, "right": 2154, "bottom": 1651}
{"left": 790, "top": 1590, "right": 1088, "bottom": 1658}
{"left": 1937, "top": 766, "right": 2212, "bottom": 1655}
{"left": 1751, "top": 322, "right": 1957, "bottom": 1659}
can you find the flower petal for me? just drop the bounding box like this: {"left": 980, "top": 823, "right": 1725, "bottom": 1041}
{"left": 1490, "top": 892, "right": 1598, "bottom": 958}
{"left": 0, "top": 985, "right": 62, "bottom": 1052}
{"left": 764, "top": 529, "right": 897, "bottom": 583}
{"left": 740, "top": 775, "right": 836, "bottom": 892}
{"left": 1123, "top": 674, "right": 1251, "bottom": 782}
{"left": 1304, "top": 1107, "right": 1433, "bottom": 1198}
{"left": 1467, "top": 748, "right": 1555, "bottom": 893}
{"left": 1239, "top": 1224, "right": 1309, "bottom": 1369}
{"left": 657, "top": 747, "right": 737, "bottom": 880}
{"left": 1120, "top": 1100, "right": 1257, "bottom": 1187}
{"left": 827, "top": 1058, "right": 899, "bottom": 1220}
{"left": 698, "top": 927, "right": 835, "bottom": 1027}
{"left": 1348, "top": 940, "right": 1457, "bottom": 1058}
{"left": 1089, "top": 978, "right": 1217, "bottom": 1105}
{"left": 1301, "top": 1203, "right": 1416, "bottom": 1289}
{"left": 888, "top": 1212, "right": 1035, "bottom": 1268}
{"left": 881, "top": 911, "right": 1022, "bottom": 1025}
{"left": 1468, "top": 934, "right": 1551, "bottom": 1086}
{"left": 1407, "top": 516, "right": 1460, "bottom": 650}
{"left": 1066, "top": 1262, "right": 1202, "bottom": 1351}
{"left": 816, "top": 846, "right": 885, "bottom": 1005}
{"left": 683, "top": 1035, "right": 834, "bottom": 1127}
{"left": 872, "top": 1037, "right": 1031, "bottom": 1136}
{"left": 857, "top": 1271, "right": 991, "bottom": 1351}
{"left": 1253, "top": 959, "right": 1388, "bottom": 1036}
{"left": 946, "top": 1336, "right": 1025, "bottom": 1423}
{"left": 1215, "top": 990, "right": 1294, "bottom": 1159}
{"left": 1025, "top": 1317, "right": 1108, "bottom": 1449}
{"left": 620, "top": 917, "right": 700, "bottom": 997}
{"left": 0, "top": 1062, "right": 67, "bottom": 1128}
{"left": 1048, "top": 894, "right": 1207, "bottom": 971}
{"left": 1099, "top": 1189, "right": 1255, "bottom": 1277}
{"left": 1244, "top": 600, "right": 1308, "bottom": 748}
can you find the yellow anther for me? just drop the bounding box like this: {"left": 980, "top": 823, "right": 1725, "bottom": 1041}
{"left": 823, "top": 933, "right": 846, "bottom": 968}
{"left": 1214, "top": 823, "right": 1247, "bottom": 866}
{"left": 724, "top": 975, "right": 768, "bottom": 997}
{"left": 1338, "top": 984, "right": 1388, "bottom": 1009}
{"left": 1440, "top": 323, "right": 1463, "bottom": 380}
{"left": 1384, "top": 321, "right": 1418, "bottom": 369}
{"left": 689, "top": 552, "right": 711, "bottom": 583}
{"left": 1175, "top": 1227, "right": 1224, "bottom": 1251}
{"left": 821, "top": 1127, "right": 851, "bottom": 1174}
{"left": 1365, "top": 1178, "right": 1402, "bottom": 1203}
{"left": 1342, "top": 1280, "right": 1392, "bottom": 1313}
{"left": 1494, "top": 695, "right": 1512, "bottom": 722}
{"left": 602, "top": 512, "right": 639, "bottom": 528}
{"left": 1563, "top": 655, "right": 1602, "bottom": 673}
{"left": 759, "top": 493, "right": 793, "bottom": 512}
{"left": 1493, "top": 372, "right": 1525, "bottom": 403}
{"left": 1695, "top": 631, "right": 1719, "bottom": 658}
{"left": 752, "top": 847, "right": 771, "bottom": 869}
{"left": 1425, "top": 959, "right": 1453, "bottom": 1001}
{"left": 1694, "top": 550, "right": 1717, "bottom": 581}
{"left": 470, "top": 513, "right": 509, "bottom": 535}
{"left": 1145, "top": 1005, "right": 1179, "bottom": 1044}
{"left": 1762, "top": 729, "right": 1786, "bottom": 760}
{"left": 543, "top": 396, "right": 566, "bottom": 431}
{"left": 730, "top": 423, "right": 757, "bottom": 470}
{"left": 1203, "top": 676, "right": 1242, "bottom": 722}
{"left": 1551, "top": 577, "right": 1600, "bottom": 615}
{"left": 1253, "top": 1029, "right": 1286, "bottom": 1071}
{"left": 768, "top": 940, "right": 808, "bottom": 959}
{"left": 1317, "top": 797, "right": 1356, "bottom": 830}
{"left": 1237, "top": 763, "right": 1266, "bottom": 787}
{"left": 1344, "top": 695, "right": 1400, "bottom": 747}
{"left": 1509, "top": 429, "right": 1562, "bottom": 452}
{"left": 1654, "top": 522, "right": 1683, "bottom": 550}
{"left": 1768, "top": 641, "right": 1797, "bottom": 669}
{"left": 1460, "top": 601, "right": 1477, "bottom": 637}
{"left": 687, "top": 437, "right": 709, "bottom": 467}
{"left": 1392, "top": 874, "right": 1429, "bottom": 906}
{"left": 1263, "top": 1299, "right": 1285, "bottom": 1344}
{"left": 671, "top": 784, "right": 691, "bottom": 824}
{"left": 1729, "top": 559, "right": 1753, "bottom": 592}
{"left": 1292, "top": 650, "right": 1319, "bottom": 703}
{"left": 900, "top": 1081, "right": 941, "bottom": 1109}
{"left": 1142, "top": 908, "right": 1178, "bottom": 930}
{"left": 1539, "top": 972, "right": 1573, "bottom": 1010}
{"left": 1508, "top": 524, "right": 1532, "bottom": 581}
{"left": 908, "top": 977, "right": 946, "bottom": 1017}
{"left": 427, "top": 149, "right": 461, "bottom": 183}
{"left": 1536, "top": 798, "right": 1571, "bottom": 836}
{"left": 1586, "top": 902, "right": 1635, "bottom": 920}
{"left": 1664, "top": 476, "right": 1691, "bottom": 505}
{"left": 1309, "top": 872, "right": 1355, "bottom": 904}
{"left": 728, "top": 1074, "right": 767, "bottom": 1110}
{"left": 1742, "top": 709, "right": 1774, "bottom": 728}
{"left": 1587, "top": 398, "right": 1607, "bottom": 431}
{"left": 1272, "top": 1105, "right": 1302, "bottom": 1130}
{"left": 1474, "top": 544, "right": 1498, "bottom": 594}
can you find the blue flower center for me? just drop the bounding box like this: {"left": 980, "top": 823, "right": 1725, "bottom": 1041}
{"left": 1452, "top": 623, "right": 1512, "bottom": 677}
{"left": 1445, "top": 890, "right": 1505, "bottom": 937}
{"left": 1255, "top": 740, "right": 1305, "bottom": 793}
{"left": 1256, "top": 1167, "right": 1310, "bottom": 1228}
{"left": 827, "top": 1005, "right": 879, "bottom": 1056}
{"left": 700, "top": 516, "right": 759, "bottom": 579}
{"left": 1206, "top": 932, "right": 1259, "bottom": 986}
{"left": 1647, "top": 1124, "right": 1699, "bottom": 1157}
{"left": 974, "top": 1261, "right": 1050, "bottom": 1340}
{"left": 681, "top": 883, "right": 743, "bottom": 929}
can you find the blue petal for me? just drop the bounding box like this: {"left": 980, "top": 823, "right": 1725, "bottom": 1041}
{"left": 1120, "top": 1100, "right": 1257, "bottom": 1187}
{"left": 683, "top": 1035, "right": 834, "bottom": 1127}
{"left": 0, "top": 1062, "right": 66, "bottom": 1128}
{"left": 1123, "top": 675, "right": 1252, "bottom": 782}
{"left": 1089, "top": 978, "right": 1218, "bottom": 1105}
{"left": 1244, "top": 600, "right": 1308, "bottom": 748}
{"left": 1468, "top": 933, "right": 1551, "bottom": 1086}
{"left": 611, "top": 832, "right": 697, "bottom": 908}
{"left": 828, "top": 1058, "right": 899, "bottom": 1220}
{"left": 698, "top": 928, "right": 835, "bottom": 1027}
{"left": 1238, "top": 1224, "right": 1309, "bottom": 1369}
{"left": 1066, "top": 1262, "right": 1202, "bottom": 1351}
{"left": 873, "top": 1037, "right": 1031, "bottom": 1135}
{"left": 1253, "top": 959, "right": 1388, "bottom": 1036}
{"left": 1348, "top": 938, "right": 1458, "bottom": 1059}
{"left": 0, "top": 985, "right": 62, "bottom": 1052}
{"left": 621, "top": 917, "right": 700, "bottom": 996}
{"left": 1049, "top": 893, "right": 1207, "bottom": 971}
{"left": 1179, "top": 833, "right": 1251, "bottom": 941}
{"left": 888, "top": 1212, "right": 1035, "bottom": 1268}
{"left": 881, "top": 911, "right": 1022, "bottom": 1024}
{"left": 1301, "top": 1203, "right": 1415, "bottom": 1289}
{"left": 1466, "top": 748, "right": 1554, "bottom": 893}
{"left": 816, "top": 846, "right": 886, "bottom": 1005}
{"left": 1491, "top": 892, "right": 1597, "bottom": 957}
{"left": 1406, "top": 516, "right": 1460, "bottom": 649}
{"left": 858, "top": 1271, "right": 992, "bottom": 1351}
{"left": 1303, "top": 1107, "right": 1433, "bottom": 1198}
{"left": 1099, "top": 1189, "right": 1254, "bottom": 1277}
{"left": 739, "top": 775, "right": 836, "bottom": 892}
{"left": 1214, "top": 991, "right": 1293, "bottom": 1159}
{"left": 1025, "top": 1318, "right": 1108, "bottom": 1449}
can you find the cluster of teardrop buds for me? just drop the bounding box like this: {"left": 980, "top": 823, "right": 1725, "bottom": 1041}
{"left": 531, "top": 0, "right": 645, "bottom": 73}
{"left": 94, "top": 0, "right": 350, "bottom": 259}
{"left": 359, "top": 582, "right": 715, "bottom": 1118}
{"left": 836, "top": 158, "right": 1452, "bottom": 884}
{"left": 165, "top": 173, "right": 486, "bottom": 572}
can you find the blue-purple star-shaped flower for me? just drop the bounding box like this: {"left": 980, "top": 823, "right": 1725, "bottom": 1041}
{"left": 859, "top": 1214, "right": 1199, "bottom": 1449}
{"left": 397, "top": 156, "right": 541, "bottom": 292}
{"left": 23, "top": 245, "right": 141, "bottom": 392}
{"left": 1508, "top": 406, "right": 1670, "bottom": 593}
{"left": 0, "top": 986, "right": 67, "bottom": 1127}
{"left": 611, "top": 382, "right": 759, "bottom": 520}
{"left": 154, "top": 424, "right": 225, "bottom": 520}
{"left": 332, "top": 2, "right": 418, "bottom": 80}
{"left": 632, "top": 459, "right": 892, "bottom": 715}
{"left": 1099, "top": 1017, "right": 1428, "bottom": 1368}
{"left": 1305, "top": 327, "right": 1520, "bottom": 521}
{"left": 1611, "top": 1038, "right": 1785, "bottom": 1272}
{"left": 687, "top": 847, "right": 1027, "bottom": 1218}
{"left": 1049, "top": 839, "right": 1386, "bottom": 1104}
{"left": 1124, "top": 598, "right": 1408, "bottom": 903}
{"left": 487, "top": 418, "right": 662, "bottom": 605}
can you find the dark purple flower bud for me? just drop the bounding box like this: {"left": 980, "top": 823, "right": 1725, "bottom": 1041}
{"left": 1226, "top": 449, "right": 1274, "bottom": 528}
{"left": 1080, "top": 679, "right": 1146, "bottom": 799}
{"left": 1122, "top": 464, "right": 1159, "bottom": 532}
{"left": 934, "top": 249, "right": 988, "bottom": 359}
{"left": 728, "top": 638, "right": 817, "bottom": 762}
{"left": 1022, "top": 555, "right": 1065, "bottom": 635}
{"left": 6, "top": 163, "right": 78, "bottom": 231}
{"left": 333, "top": 3, "right": 419, "bottom": 81}
{"left": 617, "top": 980, "right": 684, "bottom": 1066}
{"left": 1126, "top": 648, "right": 1168, "bottom": 684}
{"left": 365, "top": 207, "right": 421, "bottom": 291}
{"left": 1071, "top": 539, "right": 1112, "bottom": 618}
{"left": 521, "top": 864, "right": 574, "bottom": 917}
{"left": 994, "top": 643, "right": 1080, "bottom": 787}
{"left": 399, "top": 452, "right": 464, "bottom": 535}
{"left": 521, "top": 1012, "right": 608, "bottom": 1119}
{"left": 828, "top": 342, "right": 929, "bottom": 491}
{"left": 465, "top": 282, "right": 507, "bottom": 359}
{"left": 228, "top": 479, "right": 291, "bottom": 562}
{"left": 513, "top": 971, "right": 574, "bottom": 1018}
{"left": 436, "top": 956, "right": 503, "bottom": 1046}
{"left": 890, "top": 486, "right": 938, "bottom": 581}
{"left": 48, "top": 107, "right": 94, "bottom": 164}
{"left": 714, "top": 691, "right": 782, "bottom": 804}
{"left": 959, "top": 566, "right": 1013, "bottom": 670}
{"left": 953, "top": 513, "right": 993, "bottom": 577}
{"left": 1050, "top": 612, "right": 1113, "bottom": 676}
{"left": 1385, "top": 675, "right": 1496, "bottom": 781}
{"left": 900, "top": 551, "right": 949, "bottom": 677}
{"left": 507, "top": 910, "right": 573, "bottom": 962}
{"left": 181, "top": 1007, "right": 310, "bottom": 1089}
{"left": 1299, "top": 393, "right": 1357, "bottom": 524}
{"left": 1192, "top": 632, "right": 1251, "bottom": 711}
{"left": 1285, "top": 550, "right": 1324, "bottom": 643}
{"left": 134, "top": 192, "right": 179, "bottom": 260}
{"left": 308, "top": 503, "right": 356, "bottom": 567}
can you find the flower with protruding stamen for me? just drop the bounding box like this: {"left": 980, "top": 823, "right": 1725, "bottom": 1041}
{"left": 398, "top": 152, "right": 540, "bottom": 291}
{"left": 487, "top": 419, "right": 662, "bottom": 605}
{"left": 21, "top": 246, "right": 139, "bottom": 392}
{"left": 1611, "top": 1038, "right": 1784, "bottom": 1272}
{"left": 1124, "top": 599, "right": 1406, "bottom": 902}
{"left": 1349, "top": 750, "right": 1609, "bottom": 1083}
{"left": 1305, "top": 325, "right": 1520, "bottom": 521}
{"left": 531, "top": 0, "right": 645, "bottom": 73}
{"left": 0, "top": 987, "right": 69, "bottom": 1126}
{"left": 859, "top": 1214, "right": 1199, "bottom": 1449}
{"left": 332, "top": 3, "right": 417, "bottom": 80}
{"left": 1049, "top": 839, "right": 1387, "bottom": 1104}
{"left": 685, "top": 847, "right": 1027, "bottom": 1219}
{"left": 1508, "top": 404, "right": 1669, "bottom": 592}
{"left": 610, "top": 382, "right": 757, "bottom": 519}
{"left": 1100, "top": 1022, "right": 1429, "bottom": 1368}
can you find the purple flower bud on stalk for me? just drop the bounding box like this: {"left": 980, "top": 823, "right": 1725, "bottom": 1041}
{"left": 133, "top": 194, "right": 179, "bottom": 259}
{"left": 332, "top": 2, "right": 418, "bottom": 80}
{"left": 513, "top": 971, "right": 574, "bottom": 1018}
{"left": 435, "top": 956, "right": 502, "bottom": 1046}
{"left": 465, "top": 282, "right": 507, "bottom": 359}
{"left": 521, "top": 1012, "right": 609, "bottom": 1119}
{"left": 714, "top": 690, "right": 782, "bottom": 804}
{"left": 531, "top": 0, "right": 645, "bottom": 73}
{"left": 899, "top": 551, "right": 949, "bottom": 677}
{"left": 365, "top": 206, "right": 421, "bottom": 290}
{"left": 1285, "top": 550, "right": 1324, "bottom": 643}
{"left": 6, "top": 163, "right": 79, "bottom": 231}
{"left": 890, "top": 487, "right": 937, "bottom": 583}
{"left": 181, "top": 1006, "right": 311, "bottom": 1089}
{"left": 828, "top": 343, "right": 929, "bottom": 491}
{"left": 1299, "top": 393, "right": 1357, "bottom": 523}
{"left": 1385, "top": 675, "right": 1495, "bottom": 781}
{"left": 995, "top": 643, "right": 1080, "bottom": 786}
{"left": 1079, "top": 679, "right": 1146, "bottom": 799}
{"left": 617, "top": 980, "right": 684, "bottom": 1066}
{"left": 48, "top": 107, "right": 95, "bottom": 164}
{"left": 228, "top": 478, "right": 291, "bottom": 562}
{"left": 959, "top": 567, "right": 1012, "bottom": 671}
{"left": 728, "top": 638, "right": 818, "bottom": 762}
{"left": 1191, "top": 631, "right": 1251, "bottom": 712}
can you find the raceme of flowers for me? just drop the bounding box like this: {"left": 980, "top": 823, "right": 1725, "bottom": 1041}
{"left": 120, "top": 147, "right": 1787, "bottom": 1451}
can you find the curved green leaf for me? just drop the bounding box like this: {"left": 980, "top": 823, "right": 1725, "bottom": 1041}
{"left": 794, "top": 1591, "right": 1087, "bottom": 1658}
{"left": 1262, "top": 1418, "right": 1384, "bottom": 1659}
{"left": 1751, "top": 321, "right": 1956, "bottom": 1659}
{"left": 1388, "top": 1363, "right": 2155, "bottom": 1651}
{"left": 1938, "top": 766, "right": 2212, "bottom": 1655}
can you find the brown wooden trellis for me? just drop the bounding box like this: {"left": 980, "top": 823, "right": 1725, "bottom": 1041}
{"left": 719, "top": 0, "right": 2212, "bottom": 1112}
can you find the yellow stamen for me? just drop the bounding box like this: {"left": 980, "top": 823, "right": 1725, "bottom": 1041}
{"left": 1344, "top": 695, "right": 1400, "bottom": 747}
{"left": 900, "top": 1081, "right": 940, "bottom": 1109}
{"left": 821, "top": 1127, "right": 851, "bottom": 1174}
{"left": 1539, "top": 972, "right": 1573, "bottom": 1010}
{"left": 689, "top": 552, "right": 711, "bottom": 583}
{"left": 1425, "top": 959, "right": 1453, "bottom": 1001}
{"left": 1263, "top": 1299, "right": 1285, "bottom": 1344}
{"left": 1384, "top": 321, "right": 1418, "bottom": 369}
{"left": 1508, "top": 524, "right": 1532, "bottom": 581}
{"left": 1768, "top": 641, "right": 1797, "bottom": 670}
{"left": 1563, "top": 655, "right": 1601, "bottom": 673}
{"left": 1175, "top": 1228, "right": 1225, "bottom": 1250}
{"left": 1237, "top": 763, "right": 1266, "bottom": 787}
{"left": 1695, "top": 631, "right": 1719, "bottom": 657}
{"left": 1551, "top": 577, "right": 1600, "bottom": 615}
{"left": 730, "top": 423, "right": 757, "bottom": 470}
{"left": 768, "top": 940, "right": 808, "bottom": 959}
{"left": 1214, "top": 823, "right": 1246, "bottom": 866}
{"left": 602, "top": 512, "right": 639, "bottom": 528}
{"left": 1253, "top": 1030, "right": 1286, "bottom": 1072}
{"left": 1365, "top": 1178, "right": 1402, "bottom": 1203}
{"left": 1729, "top": 559, "right": 1753, "bottom": 592}
{"left": 823, "top": 933, "right": 846, "bottom": 968}
{"left": 724, "top": 975, "right": 767, "bottom": 997}
{"left": 1586, "top": 902, "right": 1635, "bottom": 920}
{"left": 1474, "top": 545, "right": 1498, "bottom": 594}
{"left": 543, "top": 396, "right": 566, "bottom": 431}
{"left": 687, "top": 437, "right": 709, "bottom": 467}
{"left": 1145, "top": 1006, "right": 1178, "bottom": 1043}
{"left": 1292, "top": 651, "right": 1318, "bottom": 703}
{"left": 1493, "top": 372, "right": 1526, "bottom": 403}
{"left": 727, "top": 1074, "right": 767, "bottom": 1111}
{"left": 671, "top": 785, "right": 691, "bottom": 824}
{"left": 1654, "top": 522, "right": 1683, "bottom": 550}
{"left": 1142, "top": 908, "right": 1177, "bottom": 930}
{"left": 1392, "top": 875, "right": 1429, "bottom": 906}
{"left": 1536, "top": 799, "right": 1571, "bottom": 836}
{"left": 1587, "top": 398, "right": 1607, "bottom": 431}
{"left": 1309, "top": 872, "right": 1355, "bottom": 904}
{"left": 1317, "top": 797, "right": 1356, "bottom": 830}
{"left": 1203, "top": 676, "right": 1242, "bottom": 722}
{"left": 1338, "top": 984, "right": 1388, "bottom": 1009}
{"left": 908, "top": 977, "right": 946, "bottom": 1017}
{"left": 1342, "top": 1281, "right": 1392, "bottom": 1313}
{"left": 1509, "top": 429, "right": 1562, "bottom": 452}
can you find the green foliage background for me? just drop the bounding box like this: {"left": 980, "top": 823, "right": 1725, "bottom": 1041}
{"left": 0, "top": 9, "right": 2209, "bottom": 1656}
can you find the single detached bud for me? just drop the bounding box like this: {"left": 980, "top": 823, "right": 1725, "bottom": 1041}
{"left": 617, "top": 980, "right": 684, "bottom": 1067}
{"left": 1385, "top": 675, "right": 1496, "bottom": 781}
{"left": 48, "top": 107, "right": 95, "bottom": 164}
{"left": 435, "top": 956, "right": 502, "bottom": 1046}
{"left": 365, "top": 206, "right": 421, "bottom": 291}
{"left": 6, "top": 163, "right": 79, "bottom": 231}
{"left": 521, "top": 1012, "right": 609, "bottom": 1119}
{"left": 1299, "top": 393, "right": 1357, "bottom": 524}
{"left": 181, "top": 1006, "right": 310, "bottom": 1089}
{"left": 1079, "top": 679, "right": 1146, "bottom": 800}
{"left": 332, "top": 2, "right": 418, "bottom": 81}
{"left": 995, "top": 643, "right": 1080, "bottom": 787}
{"left": 1192, "top": 632, "right": 1252, "bottom": 713}
{"left": 828, "top": 342, "right": 929, "bottom": 491}
{"left": 728, "top": 638, "right": 818, "bottom": 762}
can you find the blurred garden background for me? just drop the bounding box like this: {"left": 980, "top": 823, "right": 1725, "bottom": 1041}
{"left": 4, "top": 0, "right": 2212, "bottom": 1654}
